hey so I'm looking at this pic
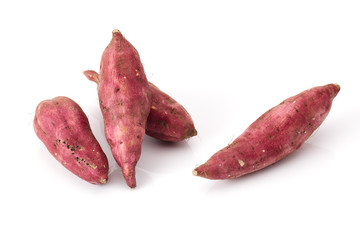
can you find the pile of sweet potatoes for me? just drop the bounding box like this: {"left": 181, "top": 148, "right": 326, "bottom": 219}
{"left": 34, "top": 29, "right": 340, "bottom": 188}
{"left": 34, "top": 30, "right": 197, "bottom": 187}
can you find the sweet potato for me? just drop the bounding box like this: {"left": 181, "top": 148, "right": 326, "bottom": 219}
{"left": 83, "top": 70, "right": 197, "bottom": 142}
{"left": 193, "top": 83, "right": 340, "bottom": 180}
{"left": 33, "top": 96, "right": 109, "bottom": 184}
{"left": 95, "top": 30, "right": 152, "bottom": 188}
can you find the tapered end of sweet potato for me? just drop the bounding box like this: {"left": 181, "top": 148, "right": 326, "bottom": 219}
{"left": 83, "top": 70, "right": 100, "bottom": 84}
{"left": 192, "top": 164, "right": 213, "bottom": 179}
{"left": 192, "top": 150, "right": 238, "bottom": 180}
{"left": 122, "top": 163, "right": 137, "bottom": 188}
{"left": 112, "top": 29, "right": 121, "bottom": 34}
{"left": 112, "top": 29, "right": 124, "bottom": 40}
{"left": 328, "top": 83, "right": 341, "bottom": 99}
{"left": 187, "top": 128, "right": 198, "bottom": 139}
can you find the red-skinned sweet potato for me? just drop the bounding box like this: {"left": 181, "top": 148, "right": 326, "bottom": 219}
{"left": 193, "top": 83, "right": 340, "bottom": 180}
{"left": 34, "top": 96, "right": 109, "bottom": 184}
{"left": 83, "top": 70, "right": 197, "bottom": 142}
{"left": 96, "top": 30, "right": 152, "bottom": 188}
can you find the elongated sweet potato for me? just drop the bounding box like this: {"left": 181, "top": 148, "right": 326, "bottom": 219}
{"left": 193, "top": 83, "right": 340, "bottom": 180}
{"left": 83, "top": 70, "right": 197, "bottom": 142}
{"left": 96, "top": 30, "right": 152, "bottom": 188}
{"left": 34, "top": 96, "right": 109, "bottom": 184}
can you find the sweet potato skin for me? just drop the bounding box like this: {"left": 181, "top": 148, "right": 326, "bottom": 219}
{"left": 33, "top": 96, "right": 109, "bottom": 184}
{"left": 84, "top": 70, "right": 197, "bottom": 142}
{"left": 193, "top": 84, "right": 340, "bottom": 180}
{"left": 97, "top": 30, "right": 152, "bottom": 188}
{"left": 146, "top": 82, "right": 197, "bottom": 142}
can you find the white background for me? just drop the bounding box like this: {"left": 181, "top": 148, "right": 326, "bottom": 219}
{"left": 1, "top": 0, "right": 359, "bottom": 239}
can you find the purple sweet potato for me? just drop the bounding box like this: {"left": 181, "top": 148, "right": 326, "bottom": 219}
{"left": 84, "top": 70, "right": 197, "bottom": 142}
{"left": 34, "top": 96, "right": 109, "bottom": 184}
{"left": 193, "top": 84, "right": 340, "bottom": 180}
{"left": 96, "top": 29, "right": 152, "bottom": 188}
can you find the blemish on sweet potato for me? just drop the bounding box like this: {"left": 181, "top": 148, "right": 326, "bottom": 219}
{"left": 238, "top": 160, "right": 245, "bottom": 167}
{"left": 34, "top": 96, "right": 109, "bottom": 184}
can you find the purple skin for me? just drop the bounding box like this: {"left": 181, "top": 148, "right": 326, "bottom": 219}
{"left": 34, "top": 96, "right": 109, "bottom": 184}
{"left": 84, "top": 70, "right": 197, "bottom": 142}
{"left": 96, "top": 30, "right": 152, "bottom": 188}
{"left": 146, "top": 82, "right": 197, "bottom": 142}
{"left": 193, "top": 84, "right": 340, "bottom": 180}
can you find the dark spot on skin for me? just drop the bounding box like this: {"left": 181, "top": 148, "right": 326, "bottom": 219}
{"left": 67, "top": 145, "right": 70, "bottom": 149}
{"left": 116, "top": 88, "right": 120, "bottom": 92}
{"left": 296, "top": 109, "right": 299, "bottom": 112}
{"left": 159, "top": 121, "right": 169, "bottom": 129}
{"left": 137, "top": 135, "right": 140, "bottom": 139}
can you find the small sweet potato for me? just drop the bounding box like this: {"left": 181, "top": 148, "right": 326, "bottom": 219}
{"left": 83, "top": 70, "right": 197, "bottom": 142}
{"left": 34, "top": 96, "right": 109, "bottom": 184}
{"left": 96, "top": 30, "right": 152, "bottom": 188}
{"left": 193, "top": 83, "right": 340, "bottom": 180}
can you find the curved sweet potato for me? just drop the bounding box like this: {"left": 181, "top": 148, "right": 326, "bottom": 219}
{"left": 34, "top": 96, "right": 109, "bottom": 184}
{"left": 83, "top": 70, "right": 197, "bottom": 142}
{"left": 193, "top": 84, "right": 340, "bottom": 180}
{"left": 96, "top": 30, "right": 152, "bottom": 188}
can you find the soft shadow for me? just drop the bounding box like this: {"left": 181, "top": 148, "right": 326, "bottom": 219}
{"left": 138, "top": 135, "right": 196, "bottom": 174}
